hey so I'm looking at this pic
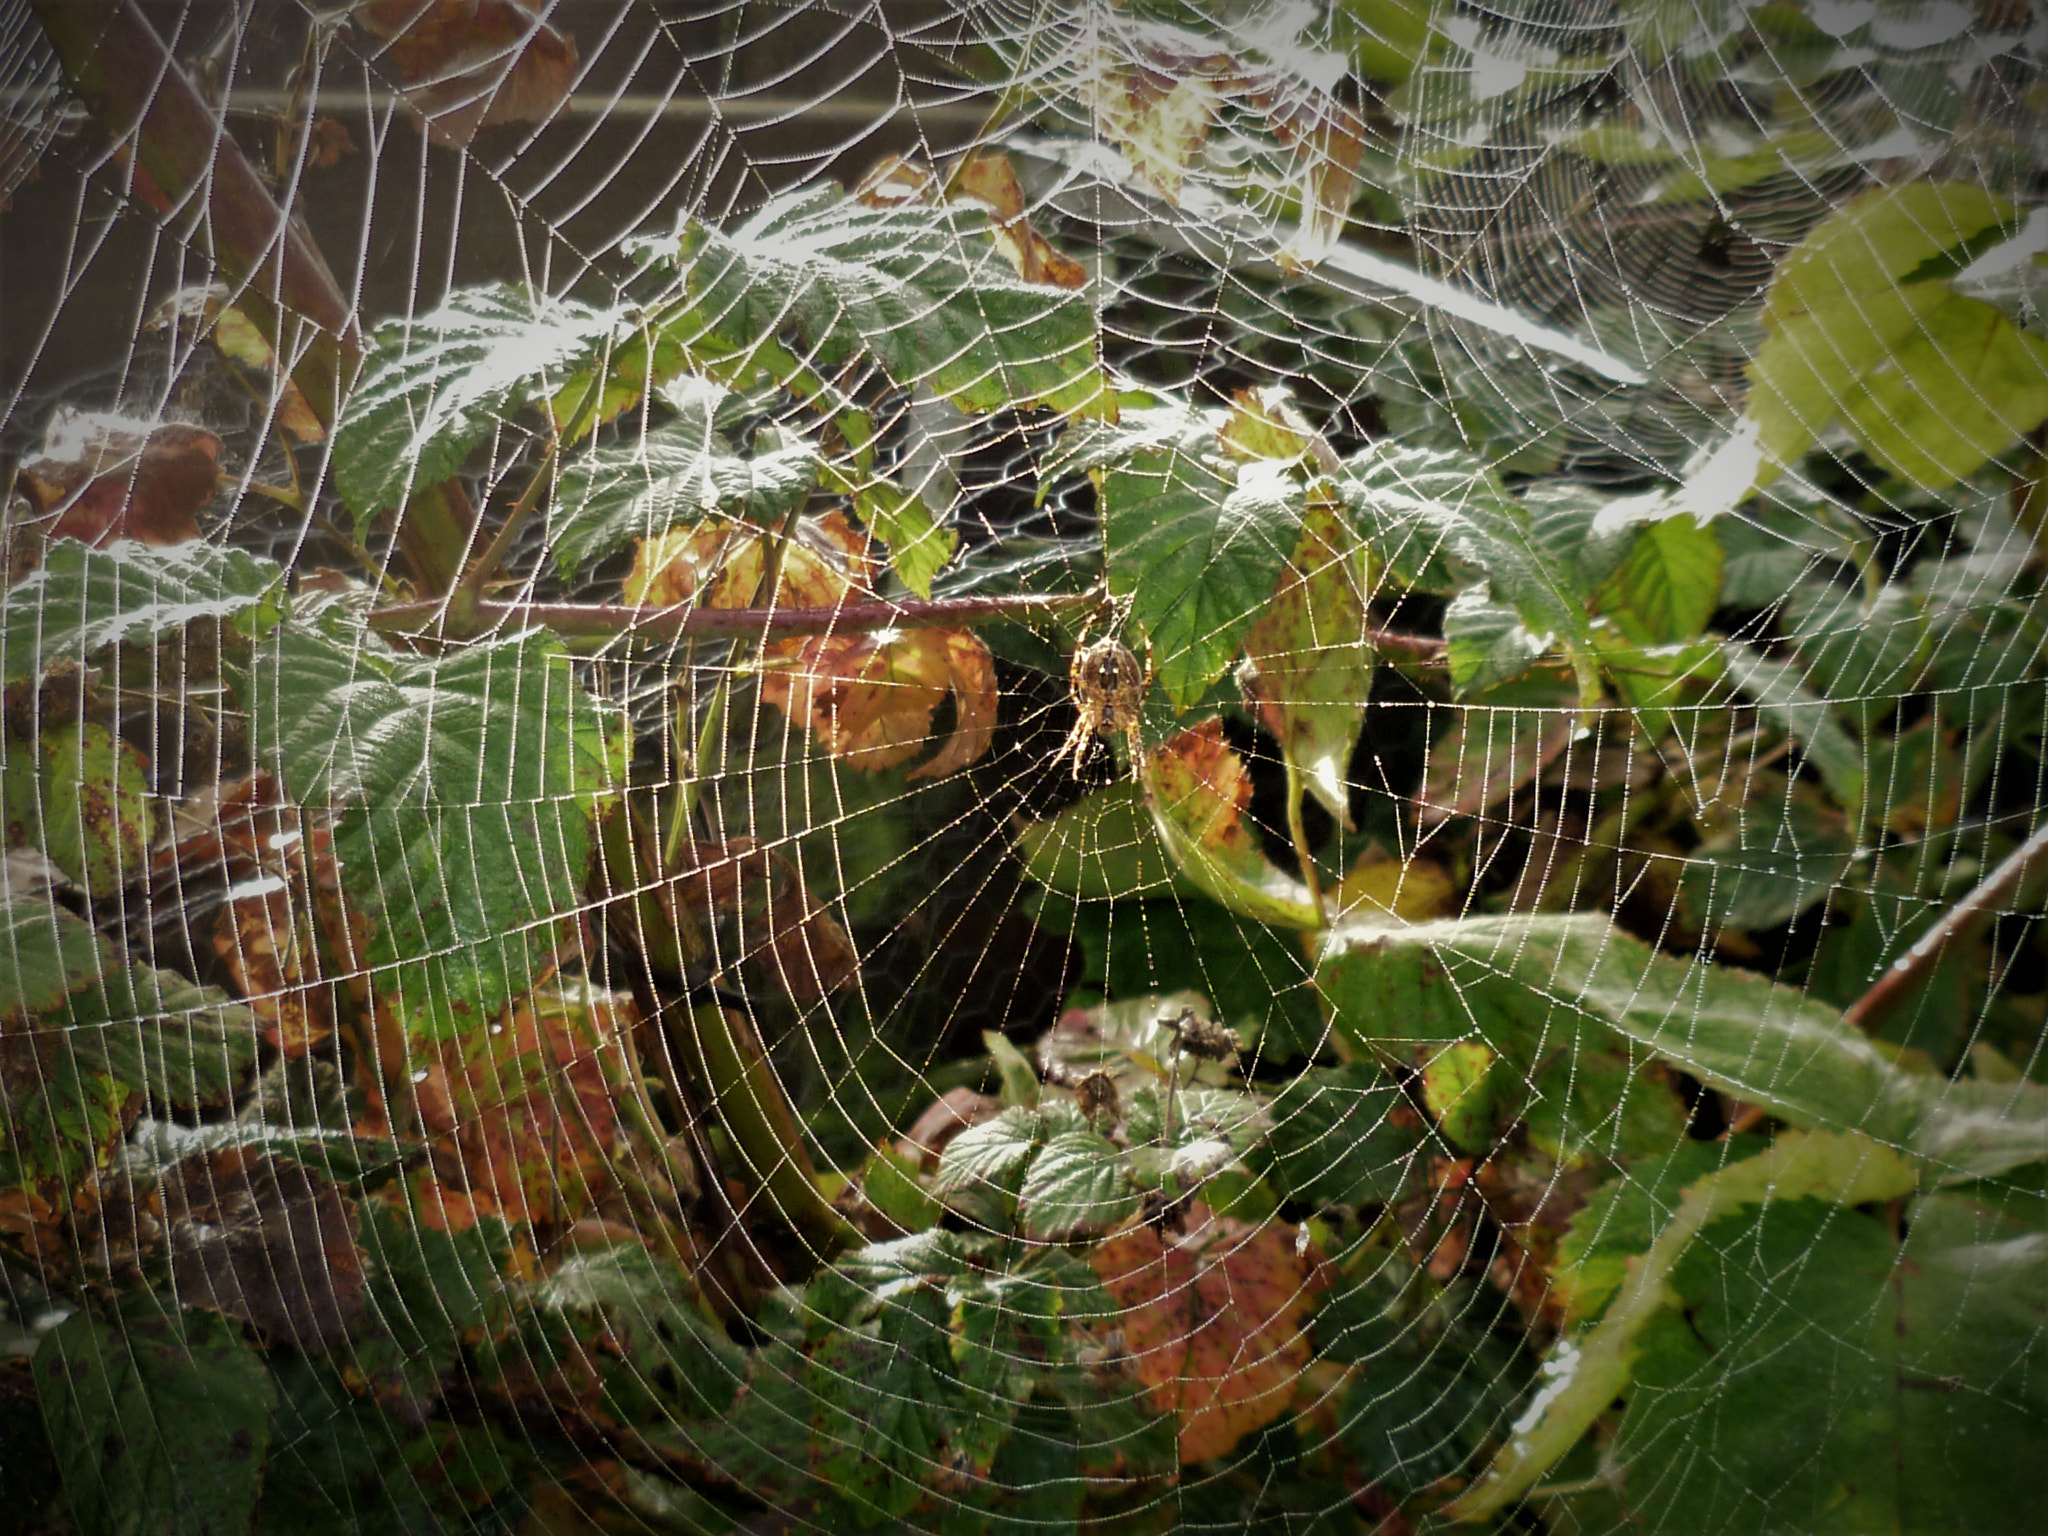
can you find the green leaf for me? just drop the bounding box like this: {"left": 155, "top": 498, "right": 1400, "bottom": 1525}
{"left": 853, "top": 480, "right": 955, "bottom": 600}
{"left": 1420, "top": 1040, "right": 1498, "bottom": 1152}
{"left": 1747, "top": 181, "right": 2048, "bottom": 490}
{"left": 861, "top": 1145, "right": 943, "bottom": 1234}
{"left": 932, "top": 1107, "right": 1045, "bottom": 1223}
{"left": 1678, "top": 784, "right": 1856, "bottom": 934}
{"left": 1336, "top": 440, "right": 1516, "bottom": 595}
{"left": 532, "top": 1242, "right": 746, "bottom": 1419}
{"left": 1719, "top": 641, "right": 1866, "bottom": 807}
{"left": 355, "top": 1190, "right": 513, "bottom": 1396}
{"left": 1316, "top": 912, "right": 2048, "bottom": 1179}
{"left": 1018, "top": 1128, "right": 1138, "bottom": 1240}
{"left": 1239, "top": 502, "right": 1374, "bottom": 828}
{"left": 1339, "top": 442, "right": 1595, "bottom": 650}
{"left": 333, "top": 284, "right": 625, "bottom": 522}
{"left": 1014, "top": 782, "right": 1195, "bottom": 902}
{"left": 1, "top": 539, "right": 283, "bottom": 686}
{"left": 1059, "top": 895, "right": 1323, "bottom": 1064}
{"left": 1104, "top": 451, "right": 1304, "bottom": 709}
{"left": 638, "top": 186, "right": 1105, "bottom": 415}
{"left": 256, "top": 625, "right": 622, "bottom": 1039}
{"left": 1553, "top": 1137, "right": 1769, "bottom": 1325}
{"left": 7, "top": 721, "right": 153, "bottom": 894}
{"left": 1601, "top": 514, "right": 1723, "bottom": 644}
{"left": 0, "top": 884, "right": 116, "bottom": 1027}
{"left": 61, "top": 963, "right": 262, "bottom": 1110}
{"left": 1443, "top": 589, "right": 1553, "bottom": 694}
{"left": 549, "top": 411, "right": 820, "bottom": 579}
{"left": 1606, "top": 1185, "right": 2048, "bottom": 1533}
{"left": 1250, "top": 1061, "right": 1433, "bottom": 1207}
{"left": 37, "top": 1298, "right": 276, "bottom": 1536}
{"left": 1448, "top": 1131, "right": 1920, "bottom": 1522}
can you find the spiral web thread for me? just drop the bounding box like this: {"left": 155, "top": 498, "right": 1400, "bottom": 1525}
{"left": 1, "top": 2, "right": 2045, "bottom": 1532}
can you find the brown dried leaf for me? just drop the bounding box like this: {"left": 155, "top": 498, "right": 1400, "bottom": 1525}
{"left": 309, "top": 116, "right": 357, "bottom": 168}
{"left": 1089, "top": 1205, "right": 1326, "bottom": 1463}
{"left": 413, "top": 985, "right": 636, "bottom": 1230}
{"left": 759, "top": 626, "right": 996, "bottom": 778}
{"left": 350, "top": 0, "right": 578, "bottom": 150}
{"left": 15, "top": 407, "right": 221, "bottom": 547}
{"left": 951, "top": 152, "right": 1088, "bottom": 289}
{"left": 213, "top": 878, "right": 333, "bottom": 1058}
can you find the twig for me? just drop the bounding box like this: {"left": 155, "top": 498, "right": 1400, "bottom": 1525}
{"left": 368, "top": 589, "right": 1096, "bottom": 640}
{"left": 1842, "top": 818, "right": 2048, "bottom": 1031}
{"left": 367, "top": 589, "right": 1453, "bottom": 655}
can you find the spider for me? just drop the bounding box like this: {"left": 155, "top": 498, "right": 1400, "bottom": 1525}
{"left": 1049, "top": 623, "right": 1150, "bottom": 779}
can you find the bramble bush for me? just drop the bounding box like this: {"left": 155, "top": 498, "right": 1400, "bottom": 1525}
{"left": 4, "top": 3, "right": 2048, "bottom": 1533}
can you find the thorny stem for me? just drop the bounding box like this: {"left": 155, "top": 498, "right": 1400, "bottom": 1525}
{"left": 369, "top": 588, "right": 1451, "bottom": 657}
{"left": 1842, "top": 816, "right": 2048, "bottom": 1032}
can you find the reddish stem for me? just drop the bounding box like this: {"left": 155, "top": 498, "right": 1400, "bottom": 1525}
{"left": 30, "top": 0, "right": 361, "bottom": 427}
{"left": 365, "top": 588, "right": 1451, "bottom": 657}
{"left": 1842, "top": 818, "right": 2048, "bottom": 1032}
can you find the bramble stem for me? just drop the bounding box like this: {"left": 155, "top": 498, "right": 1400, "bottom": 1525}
{"left": 1843, "top": 818, "right": 2048, "bottom": 1031}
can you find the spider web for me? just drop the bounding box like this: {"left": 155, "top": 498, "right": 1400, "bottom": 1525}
{"left": 2, "top": 2, "right": 2046, "bottom": 1533}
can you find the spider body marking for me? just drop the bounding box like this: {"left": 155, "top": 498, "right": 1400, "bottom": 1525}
{"left": 1052, "top": 628, "right": 1149, "bottom": 779}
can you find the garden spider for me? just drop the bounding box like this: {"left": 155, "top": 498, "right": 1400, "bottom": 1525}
{"left": 1049, "top": 613, "right": 1150, "bottom": 779}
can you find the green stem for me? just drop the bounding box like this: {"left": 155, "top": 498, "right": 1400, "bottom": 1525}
{"left": 1282, "top": 754, "right": 1328, "bottom": 926}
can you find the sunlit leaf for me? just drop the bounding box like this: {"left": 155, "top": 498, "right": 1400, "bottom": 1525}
{"left": 256, "top": 625, "right": 623, "bottom": 1040}
{"left": 333, "top": 283, "right": 623, "bottom": 523}
{"left": 1, "top": 539, "right": 283, "bottom": 687}
{"left": 549, "top": 407, "right": 819, "bottom": 580}
{"left": 1144, "top": 720, "right": 1321, "bottom": 930}
{"left": 1747, "top": 181, "right": 2048, "bottom": 490}
{"left": 758, "top": 625, "right": 997, "bottom": 779}
{"left": 632, "top": 185, "right": 1105, "bottom": 415}
{"left": 1105, "top": 450, "right": 1304, "bottom": 710}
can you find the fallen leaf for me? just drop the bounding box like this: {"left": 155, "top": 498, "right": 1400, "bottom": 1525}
{"left": 309, "top": 116, "right": 357, "bottom": 167}
{"left": 759, "top": 625, "right": 996, "bottom": 778}
{"left": 214, "top": 308, "right": 326, "bottom": 442}
{"left": 1089, "top": 1204, "right": 1326, "bottom": 1462}
{"left": 15, "top": 407, "right": 221, "bottom": 546}
{"left": 350, "top": 0, "right": 578, "bottom": 149}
